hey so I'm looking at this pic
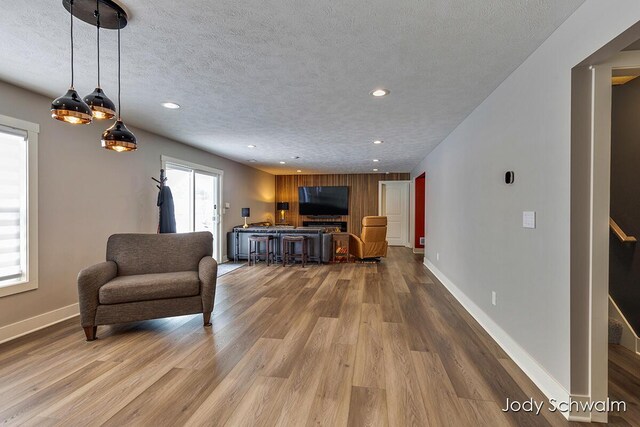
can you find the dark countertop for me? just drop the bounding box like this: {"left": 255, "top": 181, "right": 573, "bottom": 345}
{"left": 232, "top": 226, "right": 335, "bottom": 233}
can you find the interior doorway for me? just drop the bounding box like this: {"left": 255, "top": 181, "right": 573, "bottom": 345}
{"left": 571, "top": 43, "right": 640, "bottom": 423}
{"left": 378, "top": 180, "right": 410, "bottom": 247}
{"left": 162, "top": 156, "right": 224, "bottom": 262}
{"left": 414, "top": 173, "right": 426, "bottom": 253}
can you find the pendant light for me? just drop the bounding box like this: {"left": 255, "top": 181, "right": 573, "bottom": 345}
{"left": 101, "top": 12, "right": 137, "bottom": 152}
{"left": 51, "top": 0, "right": 93, "bottom": 125}
{"left": 84, "top": 0, "right": 116, "bottom": 120}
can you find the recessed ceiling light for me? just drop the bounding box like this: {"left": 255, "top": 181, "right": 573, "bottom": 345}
{"left": 372, "top": 159, "right": 379, "bottom": 162}
{"left": 247, "top": 144, "right": 256, "bottom": 148}
{"left": 279, "top": 161, "right": 286, "bottom": 164}
{"left": 373, "top": 168, "right": 378, "bottom": 172}
{"left": 248, "top": 159, "right": 257, "bottom": 163}
{"left": 291, "top": 156, "right": 300, "bottom": 159}
{"left": 370, "top": 89, "right": 389, "bottom": 97}
{"left": 373, "top": 140, "right": 383, "bottom": 144}
{"left": 161, "top": 102, "right": 181, "bottom": 109}
{"left": 296, "top": 170, "right": 302, "bottom": 173}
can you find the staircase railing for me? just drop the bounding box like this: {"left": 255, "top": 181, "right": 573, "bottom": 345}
{"left": 609, "top": 217, "right": 637, "bottom": 243}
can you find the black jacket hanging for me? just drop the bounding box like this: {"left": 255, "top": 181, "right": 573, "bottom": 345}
{"left": 157, "top": 185, "right": 177, "bottom": 233}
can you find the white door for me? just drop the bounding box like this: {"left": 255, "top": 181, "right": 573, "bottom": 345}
{"left": 379, "top": 181, "right": 410, "bottom": 247}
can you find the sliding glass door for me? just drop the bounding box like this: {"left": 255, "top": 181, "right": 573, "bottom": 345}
{"left": 164, "top": 158, "right": 222, "bottom": 261}
{"left": 194, "top": 172, "right": 218, "bottom": 234}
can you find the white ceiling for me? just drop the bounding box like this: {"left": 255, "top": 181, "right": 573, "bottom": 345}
{"left": 0, "top": 0, "right": 583, "bottom": 174}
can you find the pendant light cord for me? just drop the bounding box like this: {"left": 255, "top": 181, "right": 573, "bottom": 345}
{"left": 96, "top": 0, "right": 101, "bottom": 87}
{"left": 117, "top": 12, "right": 121, "bottom": 119}
{"left": 70, "top": 0, "right": 74, "bottom": 88}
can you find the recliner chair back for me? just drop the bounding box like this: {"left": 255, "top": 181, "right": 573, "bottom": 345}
{"left": 349, "top": 216, "right": 388, "bottom": 259}
{"left": 360, "top": 216, "right": 388, "bottom": 243}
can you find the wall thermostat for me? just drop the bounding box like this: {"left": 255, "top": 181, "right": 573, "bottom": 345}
{"left": 505, "top": 171, "right": 515, "bottom": 184}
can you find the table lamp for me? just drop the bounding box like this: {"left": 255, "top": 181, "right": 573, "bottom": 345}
{"left": 241, "top": 208, "right": 250, "bottom": 228}
{"left": 276, "top": 202, "right": 289, "bottom": 224}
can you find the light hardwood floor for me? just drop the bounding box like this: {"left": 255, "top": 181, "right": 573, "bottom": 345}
{"left": 0, "top": 247, "right": 614, "bottom": 426}
{"left": 608, "top": 344, "right": 640, "bottom": 426}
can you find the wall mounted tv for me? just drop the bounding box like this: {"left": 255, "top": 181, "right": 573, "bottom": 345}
{"left": 298, "top": 186, "right": 349, "bottom": 216}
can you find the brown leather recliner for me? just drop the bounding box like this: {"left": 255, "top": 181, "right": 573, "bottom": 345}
{"left": 349, "top": 216, "right": 388, "bottom": 259}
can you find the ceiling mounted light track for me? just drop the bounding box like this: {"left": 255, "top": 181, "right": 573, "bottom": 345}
{"left": 83, "top": 0, "right": 116, "bottom": 120}
{"left": 62, "top": 0, "right": 128, "bottom": 29}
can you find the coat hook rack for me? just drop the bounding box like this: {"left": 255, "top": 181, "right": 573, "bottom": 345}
{"left": 152, "top": 169, "right": 167, "bottom": 190}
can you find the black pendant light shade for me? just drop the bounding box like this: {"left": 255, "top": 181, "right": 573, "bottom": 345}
{"left": 101, "top": 120, "right": 136, "bottom": 152}
{"left": 51, "top": 0, "right": 93, "bottom": 125}
{"left": 102, "top": 11, "right": 136, "bottom": 152}
{"left": 84, "top": 87, "right": 116, "bottom": 120}
{"left": 83, "top": 1, "right": 116, "bottom": 120}
{"left": 51, "top": 88, "right": 94, "bottom": 124}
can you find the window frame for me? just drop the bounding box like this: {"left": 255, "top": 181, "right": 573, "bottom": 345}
{"left": 0, "top": 114, "right": 39, "bottom": 298}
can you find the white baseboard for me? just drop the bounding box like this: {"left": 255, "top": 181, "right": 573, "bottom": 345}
{"left": 609, "top": 296, "right": 640, "bottom": 354}
{"left": 0, "top": 303, "right": 79, "bottom": 345}
{"left": 423, "top": 259, "right": 572, "bottom": 420}
{"left": 567, "top": 394, "right": 593, "bottom": 422}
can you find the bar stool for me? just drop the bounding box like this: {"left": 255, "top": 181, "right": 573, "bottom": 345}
{"left": 248, "top": 235, "right": 275, "bottom": 266}
{"left": 282, "top": 235, "right": 308, "bottom": 267}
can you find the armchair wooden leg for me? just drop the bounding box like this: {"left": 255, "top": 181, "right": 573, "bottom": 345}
{"left": 203, "top": 312, "right": 212, "bottom": 327}
{"left": 84, "top": 326, "right": 97, "bottom": 341}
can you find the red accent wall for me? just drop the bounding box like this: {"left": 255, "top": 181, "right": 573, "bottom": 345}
{"left": 415, "top": 173, "right": 425, "bottom": 248}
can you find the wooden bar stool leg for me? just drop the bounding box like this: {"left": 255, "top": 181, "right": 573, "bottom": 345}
{"left": 302, "top": 239, "right": 307, "bottom": 268}
{"left": 286, "top": 241, "right": 290, "bottom": 266}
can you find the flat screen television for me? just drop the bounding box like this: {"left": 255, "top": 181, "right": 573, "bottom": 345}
{"left": 298, "top": 186, "right": 349, "bottom": 216}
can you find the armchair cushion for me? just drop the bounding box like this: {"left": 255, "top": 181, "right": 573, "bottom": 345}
{"left": 99, "top": 271, "right": 200, "bottom": 305}
{"left": 106, "top": 232, "right": 212, "bottom": 276}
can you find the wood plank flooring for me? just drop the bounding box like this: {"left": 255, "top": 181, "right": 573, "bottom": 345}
{"left": 0, "top": 247, "right": 623, "bottom": 426}
{"left": 608, "top": 344, "right": 640, "bottom": 426}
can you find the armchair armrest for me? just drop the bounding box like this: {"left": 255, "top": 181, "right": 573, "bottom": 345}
{"left": 349, "top": 234, "right": 365, "bottom": 259}
{"left": 198, "top": 256, "right": 218, "bottom": 313}
{"left": 77, "top": 261, "right": 118, "bottom": 327}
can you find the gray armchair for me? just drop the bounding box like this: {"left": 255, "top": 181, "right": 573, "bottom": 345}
{"left": 77, "top": 232, "right": 218, "bottom": 341}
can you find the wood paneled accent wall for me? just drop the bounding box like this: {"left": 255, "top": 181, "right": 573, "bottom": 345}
{"left": 275, "top": 173, "right": 410, "bottom": 236}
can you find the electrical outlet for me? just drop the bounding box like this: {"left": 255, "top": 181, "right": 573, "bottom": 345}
{"left": 419, "top": 237, "right": 425, "bottom": 245}
{"left": 491, "top": 291, "right": 497, "bottom": 306}
{"left": 522, "top": 211, "right": 536, "bottom": 229}
{"left": 436, "top": 252, "right": 440, "bottom": 261}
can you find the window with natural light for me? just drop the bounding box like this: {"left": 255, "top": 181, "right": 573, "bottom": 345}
{"left": 0, "top": 116, "right": 37, "bottom": 296}
{"left": 0, "top": 126, "right": 28, "bottom": 287}
{"left": 162, "top": 157, "right": 222, "bottom": 261}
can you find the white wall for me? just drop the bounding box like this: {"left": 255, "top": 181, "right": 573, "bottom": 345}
{"left": 0, "top": 80, "right": 275, "bottom": 328}
{"left": 411, "top": 0, "right": 640, "bottom": 396}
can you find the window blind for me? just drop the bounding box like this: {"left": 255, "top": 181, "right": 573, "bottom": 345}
{"left": 0, "top": 125, "right": 27, "bottom": 285}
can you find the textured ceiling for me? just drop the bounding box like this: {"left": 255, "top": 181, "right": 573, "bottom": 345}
{"left": 0, "top": 0, "right": 583, "bottom": 174}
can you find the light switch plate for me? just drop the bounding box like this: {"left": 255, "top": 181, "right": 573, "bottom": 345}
{"left": 523, "top": 211, "right": 536, "bottom": 229}
{"left": 225, "top": 202, "right": 230, "bottom": 209}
